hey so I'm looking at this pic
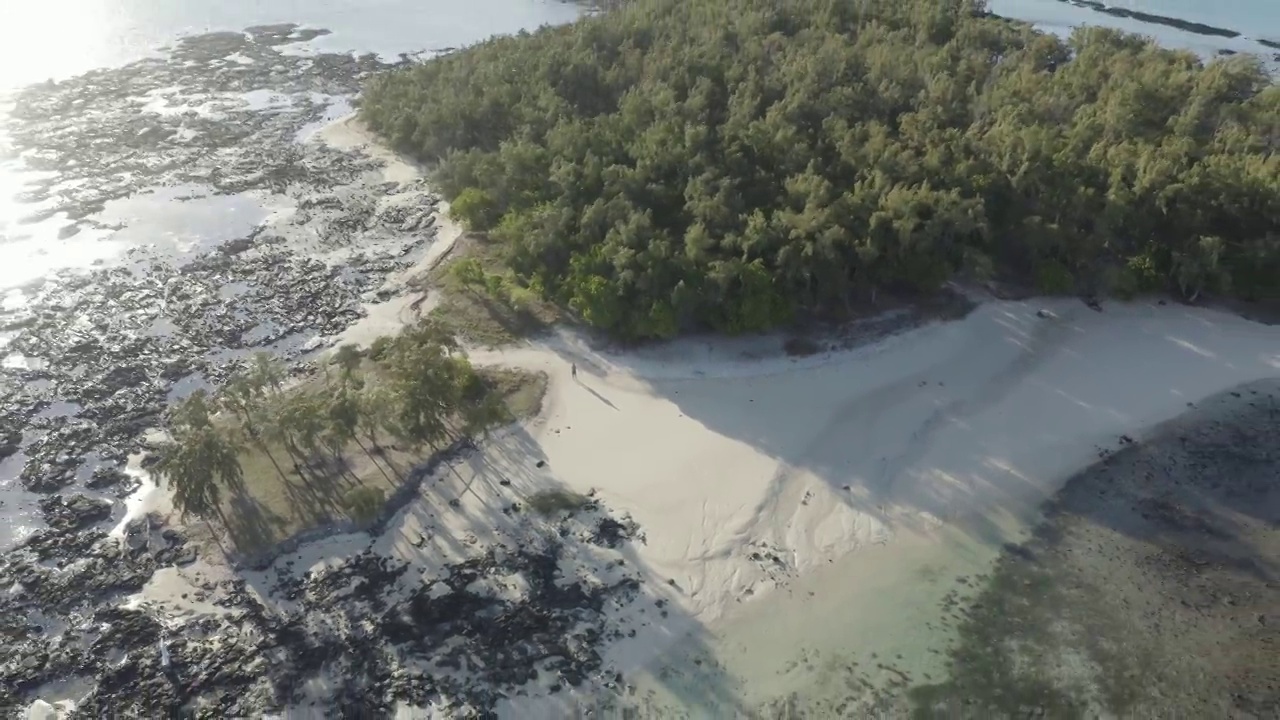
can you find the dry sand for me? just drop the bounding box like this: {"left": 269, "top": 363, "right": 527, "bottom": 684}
{"left": 319, "top": 115, "right": 465, "bottom": 351}
{"left": 111, "top": 115, "right": 1280, "bottom": 717}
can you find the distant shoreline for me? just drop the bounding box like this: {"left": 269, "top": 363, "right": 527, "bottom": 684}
{"left": 1062, "top": 0, "right": 1241, "bottom": 39}
{"left": 986, "top": 0, "right": 1280, "bottom": 66}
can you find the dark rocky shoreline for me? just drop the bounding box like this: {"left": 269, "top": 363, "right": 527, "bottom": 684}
{"left": 1059, "top": 0, "right": 1242, "bottom": 39}
{"left": 0, "top": 24, "right": 413, "bottom": 544}
{"left": 3, "top": 494, "right": 646, "bottom": 717}
{"left": 0, "top": 24, "right": 653, "bottom": 718}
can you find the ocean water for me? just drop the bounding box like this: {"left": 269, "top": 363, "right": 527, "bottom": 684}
{"left": 1081, "top": 0, "right": 1279, "bottom": 38}
{"left": 0, "top": 0, "right": 584, "bottom": 297}
{"left": 0, "top": 0, "right": 584, "bottom": 92}
{"left": 989, "top": 0, "right": 1280, "bottom": 59}
{"left": 0, "top": 0, "right": 1274, "bottom": 91}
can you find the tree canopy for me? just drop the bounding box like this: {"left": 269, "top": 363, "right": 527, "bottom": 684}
{"left": 361, "top": 0, "right": 1280, "bottom": 339}
{"left": 152, "top": 322, "right": 514, "bottom": 523}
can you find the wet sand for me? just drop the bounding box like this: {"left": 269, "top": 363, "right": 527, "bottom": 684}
{"left": 597, "top": 311, "right": 1280, "bottom": 718}
{"left": 906, "top": 380, "right": 1280, "bottom": 718}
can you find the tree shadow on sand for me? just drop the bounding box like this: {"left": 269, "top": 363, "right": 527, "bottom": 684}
{"left": 560, "top": 300, "right": 1280, "bottom": 565}
{"left": 457, "top": 426, "right": 748, "bottom": 717}
{"left": 225, "top": 421, "right": 749, "bottom": 717}
{"left": 222, "top": 492, "right": 287, "bottom": 555}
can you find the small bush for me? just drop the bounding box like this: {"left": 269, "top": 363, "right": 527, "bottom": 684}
{"left": 367, "top": 336, "right": 394, "bottom": 362}
{"left": 526, "top": 488, "right": 592, "bottom": 516}
{"left": 343, "top": 486, "right": 386, "bottom": 527}
{"left": 449, "top": 188, "right": 501, "bottom": 231}
{"left": 783, "top": 337, "right": 822, "bottom": 357}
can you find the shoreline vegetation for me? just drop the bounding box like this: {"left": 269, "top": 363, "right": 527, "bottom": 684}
{"left": 361, "top": 0, "right": 1279, "bottom": 342}
{"left": 427, "top": 231, "right": 565, "bottom": 347}
{"left": 148, "top": 320, "right": 546, "bottom": 562}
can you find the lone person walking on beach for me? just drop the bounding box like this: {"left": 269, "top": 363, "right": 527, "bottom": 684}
{"left": 571, "top": 362, "right": 578, "bottom": 380}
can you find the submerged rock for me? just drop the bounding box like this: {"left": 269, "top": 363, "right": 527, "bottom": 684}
{"left": 39, "top": 494, "right": 112, "bottom": 532}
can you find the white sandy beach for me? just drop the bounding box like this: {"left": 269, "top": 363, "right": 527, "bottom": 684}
{"left": 108, "top": 116, "right": 1280, "bottom": 718}
{"left": 476, "top": 295, "right": 1280, "bottom": 715}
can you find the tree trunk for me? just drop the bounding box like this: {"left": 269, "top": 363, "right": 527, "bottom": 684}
{"left": 334, "top": 449, "right": 361, "bottom": 486}
{"left": 356, "top": 437, "right": 396, "bottom": 486}
{"left": 205, "top": 510, "right": 232, "bottom": 563}
{"left": 260, "top": 443, "right": 292, "bottom": 484}
{"left": 283, "top": 441, "right": 323, "bottom": 486}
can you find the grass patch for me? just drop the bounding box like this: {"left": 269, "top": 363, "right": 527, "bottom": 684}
{"left": 219, "top": 427, "right": 431, "bottom": 555}
{"left": 475, "top": 366, "right": 547, "bottom": 422}
{"left": 525, "top": 489, "right": 592, "bottom": 516}
{"left": 426, "top": 233, "right": 561, "bottom": 347}
{"left": 217, "top": 359, "right": 548, "bottom": 557}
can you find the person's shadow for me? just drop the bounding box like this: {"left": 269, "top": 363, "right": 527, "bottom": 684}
{"left": 574, "top": 371, "right": 619, "bottom": 411}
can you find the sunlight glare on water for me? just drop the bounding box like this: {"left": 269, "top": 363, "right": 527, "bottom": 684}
{"left": 0, "top": 144, "right": 126, "bottom": 290}
{"left": 0, "top": 2, "right": 126, "bottom": 92}
{"left": 0, "top": 0, "right": 587, "bottom": 291}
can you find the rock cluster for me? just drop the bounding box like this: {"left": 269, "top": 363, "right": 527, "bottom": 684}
{"left": 2, "top": 503, "right": 647, "bottom": 717}
{"left": 0, "top": 25, "right": 654, "bottom": 718}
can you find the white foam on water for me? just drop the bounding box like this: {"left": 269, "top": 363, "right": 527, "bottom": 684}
{"left": 108, "top": 452, "right": 167, "bottom": 540}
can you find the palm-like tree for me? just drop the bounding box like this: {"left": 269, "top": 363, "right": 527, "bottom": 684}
{"left": 331, "top": 344, "right": 364, "bottom": 387}
{"left": 324, "top": 374, "right": 397, "bottom": 484}
{"left": 342, "top": 486, "right": 385, "bottom": 528}
{"left": 153, "top": 441, "right": 218, "bottom": 520}
{"left": 384, "top": 321, "right": 470, "bottom": 447}
{"left": 219, "top": 371, "right": 261, "bottom": 435}
{"left": 154, "top": 390, "right": 244, "bottom": 520}
{"left": 276, "top": 390, "right": 328, "bottom": 468}
{"left": 249, "top": 352, "right": 286, "bottom": 397}
{"left": 170, "top": 388, "right": 217, "bottom": 433}
{"left": 219, "top": 367, "right": 293, "bottom": 484}
{"left": 356, "top": 383, "right": 402, "bottom": 452}
{"left": 463, "top": 389, "right": 509, "bottom": 441}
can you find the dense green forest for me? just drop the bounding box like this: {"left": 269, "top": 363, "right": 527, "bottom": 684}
{"left": 362, "top": 0, "right": 1280, "bottom": 339}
